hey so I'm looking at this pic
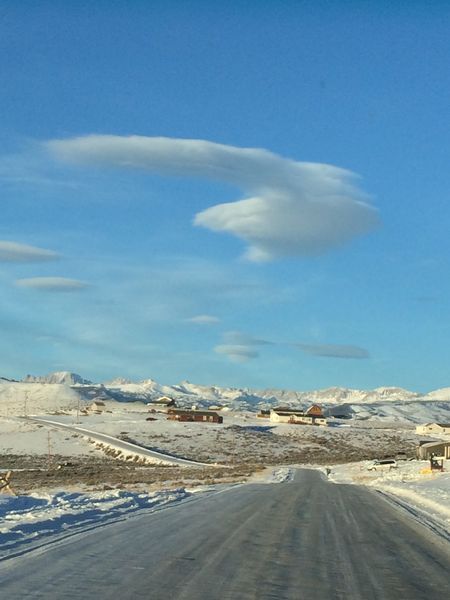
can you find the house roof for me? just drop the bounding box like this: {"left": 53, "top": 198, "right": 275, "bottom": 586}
{"left": 272, "top": 407, "right": 304, "bottom": 414}
{"left": 420, "top": 440, "right": 450, "bottom": 449}
{"left": 273, "top": 409, "right": 306, "bottom": 415}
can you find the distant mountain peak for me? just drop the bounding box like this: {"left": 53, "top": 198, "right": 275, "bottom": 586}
{"left": 23, "top": 371, "right": 92, "bottom": 385}
{"left": 104, "top": 377, "right": 134, "bottom": 386}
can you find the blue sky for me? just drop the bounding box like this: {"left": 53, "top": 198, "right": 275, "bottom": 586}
{"left": 1, "top": 2, "right": 449, "bottom": 391}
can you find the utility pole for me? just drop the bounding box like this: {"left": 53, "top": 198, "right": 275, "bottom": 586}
{"left": 47, "top": 431, "right": 52, "bottom": 470}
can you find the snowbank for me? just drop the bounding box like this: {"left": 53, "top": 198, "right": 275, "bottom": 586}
{"left": 329, "top": 460, "right": 450, "bottom": 532}
{"left": 0, "top": 487, "right": 192, "bottom": 559}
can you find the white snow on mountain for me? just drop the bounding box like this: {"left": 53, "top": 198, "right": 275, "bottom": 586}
{"left": 424, "top": 387, "right": 450, "bottom": 401}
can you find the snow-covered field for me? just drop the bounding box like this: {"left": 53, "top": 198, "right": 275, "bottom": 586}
{"left": 2, "top": 373, "right": 450, "bottom": 546}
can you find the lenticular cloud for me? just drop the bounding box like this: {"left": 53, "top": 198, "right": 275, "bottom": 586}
{"left": 47, "top": 135, "right": 379, "bottom": 261}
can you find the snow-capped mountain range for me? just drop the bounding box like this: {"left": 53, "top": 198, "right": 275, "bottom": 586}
{"left": 16, "top": 371, "right": 450, "bottom": 406}
{"left": 1, "top": 371, "right": 450, "bottom": 424}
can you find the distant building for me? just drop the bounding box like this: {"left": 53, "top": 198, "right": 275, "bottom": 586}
{"left": 146, "top": 396, "right": 176, "bottom": 412}
{"left": 270, "top": 406, "right": 327, "bottom": 426}
{"left": 167, "top": 408, "right": 223, "bottom": 424}
{"left": 415, "top": 423, "right": 450, "bottom": 435}
{"left": 87, "top": 401, "right": 106, "bottom": 414}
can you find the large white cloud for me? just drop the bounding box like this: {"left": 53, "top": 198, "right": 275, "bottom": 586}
{"left": 0, "top": 241, "right": 59, "bottom": 262}
{"left": 46, "top": 135, "right": 379, "bottom": 261}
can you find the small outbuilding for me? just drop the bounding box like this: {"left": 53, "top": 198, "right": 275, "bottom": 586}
{"left": 257, "top": 409, "right": 271, "bottom": 419}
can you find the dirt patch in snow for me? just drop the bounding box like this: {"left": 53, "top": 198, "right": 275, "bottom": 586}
{"left": 0, "top": 454, "right": 261, "bottom": 494}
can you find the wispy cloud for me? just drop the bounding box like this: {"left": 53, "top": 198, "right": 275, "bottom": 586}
{"left": 0, "top": 148, "right": 79, "bottom": 190}
{"left": 0, "top": 241, "right": 59, "bottom": 262}
{"left": 46, "top": 135, "right": 379, "bottom": 261}
{"left": 214, "top": 330, "right": 369, "bottom": 363}
{"left": 296, "top": 343, "right": 370, "bottom": 359}
{"left": 186, "top": 314, "right": 220, "bottom": 325}
{"left": 214, "top": 344, "right": 259, "bottom": 363}
{"left": 223, "top": 331, "right": 273, "bottom": 346}
{"left": 214, "top": 330, "right": 273, "bottom": 363}
{"left": 15, "top": 277, "right": 90, "bottom": 292}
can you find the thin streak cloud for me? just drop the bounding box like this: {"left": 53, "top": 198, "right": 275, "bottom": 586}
{"left": 46, "top": 135, "right": 379, "bottom": 261}
{"left": 187, "top": 315, "right": 220, "bottom": 325}
{"left": 15, "top": 277, "right": 90, "bottom": 292}
{"left": 297, "top": 343, "right": 370, "bottom": 359}
{"left": 223, "top": 331, "right": 273, "bottom": 346}
{"left": 0, "top": 241, "right": 59, "bottom": 262}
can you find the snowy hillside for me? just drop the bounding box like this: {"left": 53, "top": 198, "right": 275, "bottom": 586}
{"left": 0, "top": 381, "right": 82, "bottom": 416}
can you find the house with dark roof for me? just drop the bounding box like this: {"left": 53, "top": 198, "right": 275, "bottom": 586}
{"left": 167, "top": 408, "right": 223, "bottom": 424}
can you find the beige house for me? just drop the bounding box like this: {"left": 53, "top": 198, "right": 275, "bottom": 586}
{"left": 415, "top": 423, "right": 450, "bottom": 435}
{"left": 270, "top": 407, "right": 327, "bottom": 426}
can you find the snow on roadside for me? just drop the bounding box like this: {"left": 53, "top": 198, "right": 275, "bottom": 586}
{"left": 249, "top": 466, "right": 295, "bottom": 483}
{"left": 329, "top": 460, "right": 450, "bottom": 531}
{"left": 0, "top": 488, "right": 191, "bottom": 559}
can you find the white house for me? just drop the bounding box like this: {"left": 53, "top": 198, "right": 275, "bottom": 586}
{"left": 270, "top": 407, "right": 327, "bottom": 426}
{"left": 415, "top": 423, "right": 450, "bottom": 435}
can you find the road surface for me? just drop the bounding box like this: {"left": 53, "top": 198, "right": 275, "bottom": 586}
{"left": 1, "top": 469, "right": 449, "bottom": 599}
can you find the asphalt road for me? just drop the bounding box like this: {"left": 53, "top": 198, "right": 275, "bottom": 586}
{"left": 1, "top": 469, "right": 449, "bottom": 599}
